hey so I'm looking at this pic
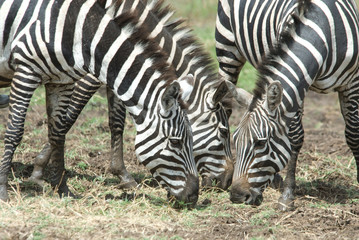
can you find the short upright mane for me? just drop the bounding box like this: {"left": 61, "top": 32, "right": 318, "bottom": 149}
{"left": 248, "top": 0, "right": 311, "bottom": 112}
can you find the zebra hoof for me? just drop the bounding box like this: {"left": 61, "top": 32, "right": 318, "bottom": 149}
{"left": 278, "top": 196, "right": 295, "bottom": 211}
{"left": 0, "top": 184, "right": 9, "bottom": 202}
{"left": 118, "top": 180, "right": 137, "bottom": 189}
{"left": 28, "top": 176, "right": 47, "bottom": 188}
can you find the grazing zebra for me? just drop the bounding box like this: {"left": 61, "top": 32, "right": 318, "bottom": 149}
{"left": 0, "top": 0, "right": 200, "bottom": 206}
{"left": 29, "top": 0, "right": 234, "bottom": 191}
{"left": 216, "top": 0, "right": 359, "bottom": 209}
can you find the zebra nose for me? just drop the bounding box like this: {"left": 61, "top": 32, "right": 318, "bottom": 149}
{"left": 230, "top": 188, "right": 251, "bottom": 204}
{"left": 229, "top": 180, "right": 250, "bottom": 203}
{"left": 185, "top": 174, "right": 199, "bottom": 206}
{"left": 229, "top": 177, "right": 262, "bottom": 205}
{"left": 168, "top": 173, "right": 199, "bottom": 208}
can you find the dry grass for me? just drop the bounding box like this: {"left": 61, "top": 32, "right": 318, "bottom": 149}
{"left": 1, "top": 0, "right": 359, "bottom": 239}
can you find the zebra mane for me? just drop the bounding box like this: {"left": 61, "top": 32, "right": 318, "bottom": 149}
{"left": 248, "top": 0, "right": 311, "bottom": 112}
{"left": 148, "top": 0, "right": 216, "bottom": 71}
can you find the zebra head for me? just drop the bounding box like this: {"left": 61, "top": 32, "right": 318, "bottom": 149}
{"left": 135, "top": 75, "right": 199, "bottom": 207}
{"left": 190, "top": 81, "right": 234, "bottom": 190}
{"left": 230, "top": 81, "right": 291, "bottom": 205}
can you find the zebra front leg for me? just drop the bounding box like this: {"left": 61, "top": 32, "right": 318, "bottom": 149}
{"left": 278, "top": 110, "right": 304, "bottom": 211}
{"left": 107, "top": 88, "right": 137, "bottom": 189}
{"left": 0, "top": 73, "right": 40, "bottom": 201}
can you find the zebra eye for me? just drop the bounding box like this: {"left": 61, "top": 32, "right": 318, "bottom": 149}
{"left": 219, "top": 127, "right": 229, "bottom": 138}
{"left": 169, "top": 138, "right": 182, "bottom": 149}
{"left": 255, "top": 138, "right": 267, "bottom": 147}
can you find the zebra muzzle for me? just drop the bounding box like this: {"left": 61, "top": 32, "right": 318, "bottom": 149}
{"left": 230, "top": 177, "right": 263, "bottom": 206}
{"left": 167, "top": 174, "right": 199, "bottom": 208}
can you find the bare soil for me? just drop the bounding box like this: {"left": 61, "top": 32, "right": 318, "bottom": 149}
{"left": 1, "top": 89, "right": 359, "bottom": 239}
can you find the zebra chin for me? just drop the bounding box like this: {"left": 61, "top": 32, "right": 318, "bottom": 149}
{"left": 167, "top": 174, "right": 199, "bottom": 208}
{"left": 229, "top": 177, "right": 263, "bottom": 206}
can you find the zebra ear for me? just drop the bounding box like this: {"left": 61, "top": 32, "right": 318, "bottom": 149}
{"left": 161, "top": 81, "right": 180, "bottom": 112}
{"left": 177, "top": 74, "right": 194, "bottom": 101}
{"left": 266, "top": 81, "right": 283, "bottom": 112}
{"left": 212, "top": 81, "right": 228, "bottom": 105}
{"left": 225, "top": 81, "right": 253, "bottom": 107}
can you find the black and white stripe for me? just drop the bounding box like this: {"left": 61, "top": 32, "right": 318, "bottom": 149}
{"left": 216, "top": 0, "right": 359, "bottom": 208}
{"left": 106, "top": 0, "right": 234, "bottom": 189}
{"left": 30, "top": 0, "right": 234, "bottom": 191}
{"left": 0, "top": 0, "right": 199, "bottom": 205}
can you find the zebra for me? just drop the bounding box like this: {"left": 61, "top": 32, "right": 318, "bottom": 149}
{"left": 0, "top": 0, "right": 200, "bottom": 206}
{"left": 216, "top": 0, "right": 359, "bottom": 209}
{"left": 29, "top": 0, "right": 234, "bottom": 191}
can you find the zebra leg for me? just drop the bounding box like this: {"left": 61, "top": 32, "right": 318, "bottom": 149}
{"left": 30, "top": 76, "right": 101, "bottom": 197}
{"left": 215, "top": 0, "right": 246, "bottom": 85}
{"left": 106, "top": 88, "right": 137, "bottom": 189}
{"left": 278, "top": 110, "right": 304, "bottom": 211}
{"left": 29, "top": 83, "right": 75, "bottom": 188}
{"left": 48, "top": 77, "right": 103, "bottom": 197}
{"left": 38, "top": 83, "right": 76, "bottom": 197}
{"left": 338, "top": 88, "right": 359, "bottom": 183}
{"left": 0, "top": 73, "right": 40, "bottom": 201}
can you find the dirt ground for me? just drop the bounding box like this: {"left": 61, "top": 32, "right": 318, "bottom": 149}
{"left": 1, "top": 89, "right": 359, "bottom": 239}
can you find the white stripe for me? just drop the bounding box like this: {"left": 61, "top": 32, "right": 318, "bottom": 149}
{"left": 312, "top": 0, "right": 337, "bottom": 75}
{"left": 215, "top": 16, "right": 235, "bottom": 42}
{"left": 252, "top": 2, "right": 269, "bottom": 62}
{"left": 168, "top": 28, "right": 190, "bottom": 63}
{"left": 149, "top": 12, "right": 174, "bottom": 38}
{"left": 44, "top": 0, "right": 55, "bottom": 43}
{"left": 114, "top": 44, "right": 147, "bottom": 101}
{"left": 73, "top": 0, "right": 97, "bottom": 70}
{"left": 54, "top": 0, "right": 73, "bottom": 74}
{"left": 89, "top": 16, "right": 112, "bottom": 73}
{"left": 98, "top": 25, "right": 133, "bottom": 84}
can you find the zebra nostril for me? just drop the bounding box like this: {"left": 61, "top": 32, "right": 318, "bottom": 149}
{"left": 244, "top": 193, "right": 251, "bottom": 202}
{"left": 188, "top": 194, "right": 198, "bottom": 206}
